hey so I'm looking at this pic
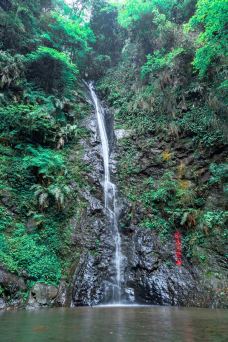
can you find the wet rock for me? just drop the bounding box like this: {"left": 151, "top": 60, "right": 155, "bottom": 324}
{"left": 27, "top": 283, "right": 58, "bottom": 308}
{"left": 55, "top": 281, "right": 68, "bottom": 306}
{"left": 71, "top": 106, "right": 125, "bottom": 306}
{"left": 80, "top": 190, "right": 104, "bottom": 215}
{"left": 205, "top": 192, "right": 226, "bottom": 210}
{"left": 115, "top": 129, "right": 133, "bottom": 140}
{"left": 125, "top": 287, "right": 135, "bottom": 303}
{"left": 0, "top": 298, "right": 6, "bottom": 310}
{"left": 104, "top": 106, "right": 115, "bottom": 150}
{"left": 118, "top": 220, "right": 228, "bottom": 308}
{"left": 71, "top": 90, "right": 228, "bottom": 309}
{"left": 0, "top": 267, "right": 27, "bottom": 310}
{"left": 0, "top": 267, "right": 27, "bottom": 294}
{"left": 73, "top": 254, "right": 100, "bottom": 306}
{"left": 121, "top": 229, "right": 209, "bottom": 306}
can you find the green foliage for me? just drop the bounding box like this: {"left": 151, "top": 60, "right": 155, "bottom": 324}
{"left": 26, "top": 46, "right": 78, "bottom": 94}
{"left": 0, "top": 232, "right": 61, "bottom": 283}
{"left": 0, "top": 139, "right": 85, "bottom": 283}
{"left": 0, "top": 0, "right": 94, "bottom": 291}
{"left": 31, "top": 182, "right": 71, "bottom": 210}
{"left": 23, "top": 146, "right": 65, "bottom": 180}
{"left": 0, "top": 0, "right": 53, "bottom": 52}
{"left": 141, "top": 48, "right": 184, "bottom": 77}
{"left": 209, "top": 163, "right": 228, "bottom": 188}
{"left": 127, "top": 169, "right": 227, "bottom": 255}
{"left": 27, "top": 46, "right": 78, "bottom": 74}
{"left": 118, "top": 143, "right": 141, "bottom": 178}
{"left": 178, "top": 106, "right": 225, "bottom": 147}
{"left": 200, "top": 211, "right": 227, "bottom": 230}
{"left": 140, "top": 172, "right": 196, "bottom": 211}
{"left": 187, "top": 0, "right": 228, "bottom": 77}
{"left": 87, "top": 0, "right": 123, "bottom": 78}
{"left": 47, "top": 10, "right": 95, "bottom": 63}
{"left": 0, "top": 51, "right": 25, "bottom": 89}
{"left": 117, "top": 0, "right": 177, "bottom": 28}
{"left": 22, "top": 147, "right": 73, "bottom": 210}
{"left": 0, "top": 93, "right": 83, "bottom": 146}
{"left": 0, "top": 103, "right": 49, "bottom": 144}
{"left": 0, "top": 206, "right": 13, "bottom": 232}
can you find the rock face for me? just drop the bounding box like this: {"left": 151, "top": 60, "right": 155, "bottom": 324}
{"left": 71, "top": 106, "right": 120, "bottom": 306}
{"left": 118, "top": 226, "right": 227, "bottom": 308}
{"left": 114, "top": 128, "right": 228, "bottom": 308}
{"left": 71, "top": 100, "right": 227, "bottom": 308}
{"left": 26, "top": 281, "right": 68, "bottom": 309}
{"left": 0, "top": 266, "right": 27, "bottom": 309}
{"left": 121, "top": 229, "right": 212, "bottom": 306}
{"left": 0, "top": 267, "right": 68, "bottom": 310}
{"left": 27, "top": 283, "right": 59, "bottom": 309}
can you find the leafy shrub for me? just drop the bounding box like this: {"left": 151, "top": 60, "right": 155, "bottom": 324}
{"left": 32, "top": 181, "right": 71, "bottom": 211}
{"left": 141, "top": 216, "right": 171, "bottom": 238}
{"left": 0, "top": 51, "right": 25, "bottom": 89}
{"left": 187, "top": 0, "right": 228, "bottom": 77}
{"left": 117, "top": 0, "right": 177, "bottom": 28}
{"left": 0, "top": 103, "right": 53, "bottom": 144}
{"left": 178, "top": 106, "right": 225, "bottom": 147}
{"left": 209, "top": 163, "right": 228, "bottom": 186}
{"left": 23, "top": 146, "right": 65, "bottom": 182}
{"left": 118, "top": 143, "right": 141, "bottom": 178}
{"left": 200, "top": 211, "right": 228, "bottom": 230}
{"left": 0, "top": 206, "right": 13, "bottom": 232}
{"left": 26, "top": 46, "right": 78, "bottom": 94}
{"left": 47, "top": 10, "right": 95, "bottom": 63}
{"left": 0, "top": 232, "right": 61, "bottom": 283}
{"left": 141, "top": 48, "right": 184, "bottom": 77}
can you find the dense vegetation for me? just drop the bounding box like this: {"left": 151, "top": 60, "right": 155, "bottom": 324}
{"left": 0, "top": 0, "right": 227, "bottom": 304}
{"left": 0, "top": 0, "right": 94, "bottom": 292}
{"left": 98, "top": 0, "right": 227, "bottom": 262}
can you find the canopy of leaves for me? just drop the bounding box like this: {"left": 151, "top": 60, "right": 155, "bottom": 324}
{"left": 188, "top": 0, "right": 228, "bottom": 77}
{"left": 44, "top": 9, "right": 95, "bottom": 65}
{"left": 117, "top": 0, "right": 176, "bottom": 28}
{"left": 141, "top": 48, "right": 185, "bottom": 77}
{"left": 26, "top": 46, "right": 78, "bottom": 93}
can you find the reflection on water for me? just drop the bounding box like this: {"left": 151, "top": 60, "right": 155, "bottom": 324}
{"left": 0, "top": 306, "right": 227, "bottom": 342}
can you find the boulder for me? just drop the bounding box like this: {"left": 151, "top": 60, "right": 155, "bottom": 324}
{"left": 27, "top": 283, "right": 58, "bottom": 308}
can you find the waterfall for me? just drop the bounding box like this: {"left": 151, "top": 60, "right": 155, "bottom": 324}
{"left": 88, "top": 82, "right": 122, "bottom": 303}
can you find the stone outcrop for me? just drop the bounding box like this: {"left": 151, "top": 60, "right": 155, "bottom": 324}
{"left": 0, "top": 266, "right": 27, "bottom": 309}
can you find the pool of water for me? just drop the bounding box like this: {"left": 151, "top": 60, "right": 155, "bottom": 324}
{"left": 0, "top": 306, "right": 227, "bottom": 341}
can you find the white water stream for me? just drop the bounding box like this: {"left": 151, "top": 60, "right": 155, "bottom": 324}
{"left": 88, "top": 82, "right": 122, "bottom": 303}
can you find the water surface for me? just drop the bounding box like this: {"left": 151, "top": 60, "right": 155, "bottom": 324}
{"left": 0, "top": 306, "right": 227, "bottom": 342}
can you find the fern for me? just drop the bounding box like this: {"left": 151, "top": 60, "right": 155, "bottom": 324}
{"left": 23, "top": 147, "right": 65, "bottom": 180}
{"left": 31, "top": 181, "right": 71, "bottom": 210}
{"left": 0, "top": 51, "right": 25, "bottom": 88}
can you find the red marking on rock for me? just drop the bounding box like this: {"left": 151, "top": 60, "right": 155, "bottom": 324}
{"left": 174, "top": 231, "right": 182, "bottom": 266}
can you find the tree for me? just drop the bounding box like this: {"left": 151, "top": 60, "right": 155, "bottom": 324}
{"left": 26, "top": 46, "right": 78, "bottom": 94}
{"left": 188, "top": 0, "right": 228, "bottom": 77}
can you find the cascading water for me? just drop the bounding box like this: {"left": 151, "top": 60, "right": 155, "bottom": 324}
{"left": 88, "top": 82, "right": 122, "bottom": 303}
